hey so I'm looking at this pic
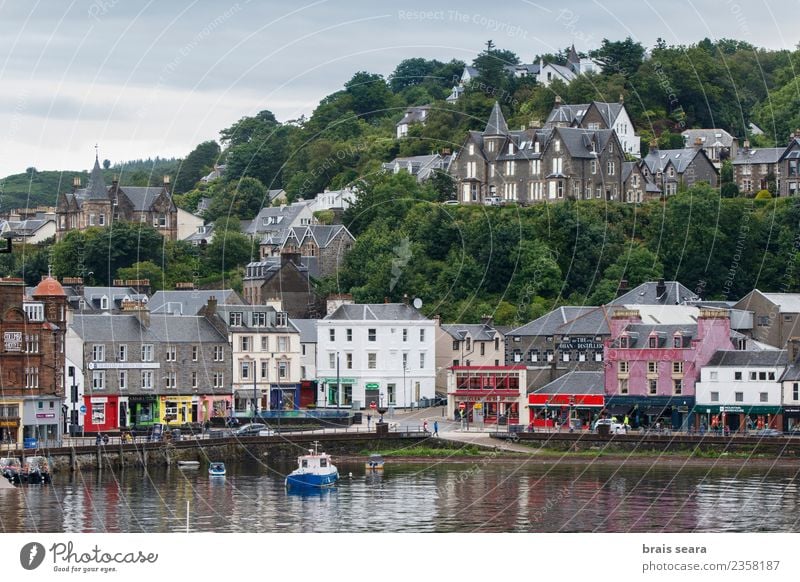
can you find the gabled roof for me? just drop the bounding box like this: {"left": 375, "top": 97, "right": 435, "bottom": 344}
{"left": 759, "top": 293, "right": 800, "bottom": 313}
{"left": 610, "top": 281, "right": 699, "bottom": 306}
{"left": 643, "top": 148, "right": 706, "bottom": 174}
{"left": 621, "top": 324, "right": 697, "bottom": 348}
{"left": 591, "top": 101, "right": 624, "bottom": 128}
{"left": 440, "top": 323, "right": 499, "bottom": 342}
{"left": 484, "top": 102, "right": 508, "bottom": 136}
{"left": 245, "top": 202, "right": 309, "bottom": 236}
{"left": 291, "top": 318, "right": 318, "bottom": 343}
{"left": 212, "top": 304, "right": 299, "bottom": 334}
{"left": 706, "top": 349, "right": 787, "bottom": 367}
{"left": 70, "top": 313, "right": 226, "bottom": 343}
{"left": 682, "top": 129, "right": 735, "bottom": 148}
{"left": 324, "top": 303, "right": 429, "bottom": 321}
{"left": 116, "top": 186, "right": 172, "bottom": 212}
{"left": 555, "top": 127, "right": 615, "bottom": 159}
{"left": 397, "top": 105, "right": 431, "bottom": 127}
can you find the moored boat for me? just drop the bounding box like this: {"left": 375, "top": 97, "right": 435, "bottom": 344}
{"left": 177, "top": 460, "right": 200, "bottom": 469}
{"left": 365, "top": 454, "right": 385, "bottom": 471}
{"left": 208, "top": 462, "right": 226, "bottom": 476}
{"left": 285, "top": 442, "right": 338, "bottom": 490}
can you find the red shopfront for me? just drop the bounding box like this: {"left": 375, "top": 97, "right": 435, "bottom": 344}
{"left": 528, "top": 393, "right": 604, "bottom": 429}
{"left": 449, "top": 366, "right": 527, "bottom": 425}
{"left": 83, "top": 395, "right": 120, "bottom": 433}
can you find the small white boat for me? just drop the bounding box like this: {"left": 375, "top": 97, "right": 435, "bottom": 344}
{"left": 208, "top": 462, "right": 226, "bottom": 476}
{"left": 177, "top": 461, "right": 200, "bottom": 469}
{"left": 365, "top": 454, "right": 385, "bottom": 471}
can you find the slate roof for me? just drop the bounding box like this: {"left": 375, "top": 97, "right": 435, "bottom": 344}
{"left": 732, "top": 147, "right": 784, "bottom": 165}
{"left": 643, "top": 148, "right": 704, "bottom": 174}
{"left": 116, "top": 186, "right": 170, "bottom": 212}
{"left": 70, "top": 313, "right": 226, "bottom": 343}
{"left": 507, "top": 307, "right": 597, "bottom": 337}
{"left": 620, "top": 324, "right": 697, "bottom": 348}
{"left": 382, "top": 154, "right": 451, "bottom": 181}
{"left": 440, "top": 323, "right": 499, "bottom": 342}
{"left": 397, "top": 105, "right": 431, "bottom": 127}
{"left": 85, "top": 157, "right": 108, "bottom": 200}
{"left": 324, "top": 303, "right": 429, "bottom": 321}
{"left": 706, "top": 349, "right": 788, "bottom": 367}
{"left": 610, "top": 281, "right": 699, "bottom": 306}
{"left": 245, "top": 202, "right": 308, "bottom": 236}
{"left": 291, "top": 318, "right": 318, "bottom": 343}
{"left": 263, "top": 225, "right": 352, "bottom": 252}
{"left": 759, "top": 293, "right": 800, "bottom": 313}
{"left": 484, "top": 102, "right": 508, "bottom": 136}
{"left": 212, "top": 304, "right": 299, "bottom": 333}
{"left": 533, "top": 371, "right": 605, "bottom": 395}
{"left": 149, "top": 289, "right": 243, "bottom": 315}
{"left": 682, "top": 129, "right": 736, "bottom": 148}
{"left": 557, "top": 127, "right": 615, "bottom": 159}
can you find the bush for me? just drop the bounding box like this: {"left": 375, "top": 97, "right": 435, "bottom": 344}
{"left": 755, "top": 189, "right": 772, "bottom": 199}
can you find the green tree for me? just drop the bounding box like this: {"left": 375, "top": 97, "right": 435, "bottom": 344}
{"left": 344, "top": 71, "right": 393, "bottom": 121}
{"left": 173, "top": 140, "right": 220, "bottom": 194}
{"left": 594, "top": 37, "right": 645, "bottom": 76}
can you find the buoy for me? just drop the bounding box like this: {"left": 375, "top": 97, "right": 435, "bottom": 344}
{"left": 348, "top": 472, "right": 353, "bottom": 477}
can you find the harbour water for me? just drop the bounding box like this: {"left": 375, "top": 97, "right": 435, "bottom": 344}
{"left": 2, "top": 459, "right": 800, "bottom": 533}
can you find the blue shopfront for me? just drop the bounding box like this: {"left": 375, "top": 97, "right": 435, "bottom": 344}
{"left": 604, "top": 395, "right": 695, "bottom": 430}
{"left": 270, "top": 383, "right": 300, "bottom": 410}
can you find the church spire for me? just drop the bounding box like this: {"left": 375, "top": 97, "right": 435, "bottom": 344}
{"left": 484, "top": 101, "right": 508, "bottom": 136}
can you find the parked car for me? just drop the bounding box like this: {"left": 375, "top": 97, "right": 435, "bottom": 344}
{"left": 593, "top": 418, "right": 628, "bottom": 434}
{"left": 483, "top": 196, "right": 502, "bottom": 206}
{"left": 233, "top": 423, "right": 274, "bottom": 437}
{"left": 754, "top": 428, "right": 783, "bottom": 437}
{"left": 0, "top": 457, "right": 21, "bottom": 482}
{"left": 442, "top": 200, "right": 459, "bottom": 206}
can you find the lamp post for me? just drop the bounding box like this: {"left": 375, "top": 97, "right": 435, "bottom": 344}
{"left": 403, "top": 362, "right": 408, "bottom": 410}
{"left": 252, "top": 359, "right": 257, "bottom": 421}
{"left": 336, "top": 351, "right": 340, "bottom": 410}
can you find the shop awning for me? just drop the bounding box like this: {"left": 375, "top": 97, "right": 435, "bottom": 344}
{"left": 694, "top": 404, "right": 782, "bottom": 415}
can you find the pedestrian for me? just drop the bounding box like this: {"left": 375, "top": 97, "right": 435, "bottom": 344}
{"left": 423, "top": 420, "right": 429, "bottom": 433}
{"left": 95, "top": 434, "right": 101, "bottom": 446}
{"left": 367, "top": 414, "right": 371, "bottom": 429}
{"left": 102, "top": 433, "right": 109, "bottom": 445}
{"left": 623, "top": 415, "right": 629, "bottom": 428}
{"left": 433, "top": 420, "right": 439, "bottom": 436}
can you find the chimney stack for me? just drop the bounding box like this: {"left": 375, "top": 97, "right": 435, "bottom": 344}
{"left": 121, "top": 299, "right": 150, "bottom": 328}
{"left": 554, "top": 95, "right": 562, "bottom": 105}
{"left": 72, "top": 176, "right": 81, "bottom": 191}
{"left": 656, "top": 278, "right": 667, "bottom": 300}
{"left": 789, "top": 337, "right": 800, "bottom": 362}
{"left": 326, "top": 293, "right": 353, "bottom": 316}
{"left": 163, "top": 175, "right": 170, "bottom": 186}
{"left": 616, "top": 279, "right": 629, "bottom": 297}
{"left": 480, "top": 314, "right": 494, "bottom": 327}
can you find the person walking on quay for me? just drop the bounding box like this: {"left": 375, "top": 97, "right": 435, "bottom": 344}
{"left": 423, "top": 420, "right": 429, "bottom": 433}
{"left": 367, "top": 414, "right": 372, "bottom": 429}
{"left": 433, "top": 420, "right": 439, "bottom": 437}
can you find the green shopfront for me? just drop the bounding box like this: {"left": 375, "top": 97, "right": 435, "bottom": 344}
{"left": 129, "top": 395, "right": 159, "bottom": 427}
{"left": 693, "top": 404, "right": 782, "bottom": 432}
{"left": 604, "top": 396, "right": 695, "bottom": 430}
{"left": 319, "top": 377, "right": 356, "bottom": 408}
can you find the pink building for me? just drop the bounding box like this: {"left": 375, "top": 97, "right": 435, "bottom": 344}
{"left": 604, "top": 308, "right": 733, "bottom": 429}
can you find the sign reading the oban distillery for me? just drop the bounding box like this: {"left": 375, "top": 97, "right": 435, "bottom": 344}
{"left": 3, "top": 332, "right": 22, "bottom": 352}
{"left": 556, "top": 336, "right": 604, "bottom": 351}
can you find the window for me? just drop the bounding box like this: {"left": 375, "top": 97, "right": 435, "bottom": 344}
{"left": 769, "top": 372, "right": 776, "bottom": 380}
{"left": 562, "top": 352, "right": 570, "bottom": 362}
{"left": 261, "top": 337, "right": 268, "bottom": 351}
{"left": 241, "top": 362, "right": 251, "bottom": 380}
{"left": 100, "top": 296, "right": 109, "bottom": 310}
{"left": 672, "top": 361, "right": 684, "bottom": 374}
{"left": 649, "top": 336, "right": 657, "bottom": 348}
{"left": 709, "top": 371, "right": 718, "bottom": 380}
{"left": 735, "top": 391, "right": 744, "bottom": 402}
{"left": 240, "top": 336, "right": 251, "bottom": 352}
{"left": 91, "top": 403, "right": 105, "bottom": 425}
{"left": 618, "top": 361, "right": 629, "bottom": 374}
{"left": 466, "top": 161, "right": 476, "bottom": 178}
{"left": 647, "top": 361, "right": 657, "bottom": 374}
{"left": 468, "top": 144, "right": 475, "bottom": 156}
{"left": 546, "top": 350, "right": 554, "bottom": 362}
{"left": 329, "top": 353, "right": 336, "bottom": 368}
{"left": 420, "top": 329, "right": 426, "bottom": 342}
{"left": 710, "top": 391, "right": 719, "bottom": 402}
{"left": 276, "top": 312, "right": 288, "bottom": 327}
{"left": 213, "top": 373, "right": 224, "bottom": 389}
{"left": 329, "top": 328, "right": 335, "bottom": 342}
{"left": 590, "top": 160, "right": 597, "bottom": 174}
{"left": 505, "top": 161, "right": 516, "bottom": 176}
{"left": 673, "top": 379, "right": 682, "bottom": 395}
{"left": 402, "top": 352, "right": 408, "bottom": 368}
{"left": 618, "top": 379, "right": 628, "bottom": 394}
{"left": 368, "top": 353, "right": 377, "bottom": 369}
{"left": 252, "top": 311, "right": 267, "bottom": 327}
{"left": 750, "top": 371, "right": 757, "bottom": 381}
{"left": 191, "top": 345, "right": 198, "bottom": 361}
{"left": 141, "top": 371, "right": 153, "bottom": 390}
{"left": 25, "top": 367, "right": 39, "bottom": 389}
{"left": 760, "top": 392, "right": 769, "bottom": 402}
{"left": 92, "top": 344, "right": 105, "bottom": 362}
{"left": 673, "top": 336, "right": 682, "bottom": 348}
{"left": 452, "top": 340, "right": 459, "bottom": 351}
{"left": 734, "top": 371, "right": 743, "bottom": 381}
{"left": 619, "top": 336, "right": 629, "bottom": 348}
{"left": 466, "top": 337, "right": 472, "bottom": 351}
{"left": 165, "top": 345, "right": 176, "bottom": 361}
{"left": 90, "top": 370, "right": 105, "bottom": 390}
{"left": 419, "top": 353, "right": 426, "bottom": 368}
{"left": 368, "top": 329, "right": 377, "bottom": 342}
{"left": 578, "top": 351, "right": 586, "bottom": 362}
{"left": 141, "top": 344, "right": 153, "bottom": 362}
{"left": 346, "top": 353, "right": 353, "bottom": 369}
{"left": 191, "top": 372, "right": 198, "bottom": 388}
{"left": 119, "top": 344, "right": 128, "bottom": 362}
{"left": 118, "top": 370, "right": 127, "bottom": 390}
{"left": 794, "top": 383, "right": 799, "bottom": 400}
{"left": 278, "top": 336, "right": 288, "bottom": 352}
{"left": 347, "top": 329, "right": 353, "bottom": 342}
{"left": 759, "top": 371, "right": 767, "bottom": 381}
{"left": 388, "top": 383, "right": 396, "bottom": 405}
{"left": 480, "top": 343, "right": 485, "bottom": 356}
{"left": 402, "top": 328, "right": 408, "bottom": 342}
{"left": 213, "top": 346, "right": 224, "bottom": 361}
{"left": 261, "top": 361, "right": 268, "bottom": 379}
{"left": 594, "top": 352, "right": 603, "bottom": 362}
{"left": 164, "top": 372, "right": 176, "bottom": 389}
{"left": 606, "top": 161, "right": 615, "bottom": 175}
{"left": 645, "top": 378, "right": 656, "bottom": 395}
{"left": 278, "top": 362, "right": 288, "bottom": 379}
{"left": 229, "top": 312, "right": 243, "bottom": 326}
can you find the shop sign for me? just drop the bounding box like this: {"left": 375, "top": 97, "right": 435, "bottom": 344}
{"left": 557, "top": 336, "right": 604, "bottom": 351}
{"left": 35, "top": 413, "right": 55, "bottom": 419}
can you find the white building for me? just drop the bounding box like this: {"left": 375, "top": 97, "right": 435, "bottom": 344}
{"left": 291, "top": 319, "right": 318, "bottom": 382}
{"left": 695, "top": 350, "right": 786, "bottom": 430}
{"left": 316, "top": 303, "right": 436, "bottom": 409}
{"left": 205, "top": 303, "right": 302, "bottom": 415}
{"left": 307, "top": 188, "right": 357, "bottom": 213}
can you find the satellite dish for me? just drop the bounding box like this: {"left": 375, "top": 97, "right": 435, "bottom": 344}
{"left": 412, "top": 297, "right": 423, "bottom": 309}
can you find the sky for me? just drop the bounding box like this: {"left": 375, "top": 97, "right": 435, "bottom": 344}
{"left": 0, "top": 0, "right": 794, "bottom": 177}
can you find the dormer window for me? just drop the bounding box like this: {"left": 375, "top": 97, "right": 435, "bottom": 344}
{"left": 229, "top": 312, "right": 243, "bottom": 326}
{"left": 554, "top": 139, "right": 561, "bottom": 152}
{"left": 619, "top": 335, "right": 629, "bottom": 348}
{"left": 648, "top": 335, "right": 657, "bottom": 348}
{"left": 276, "top": 311, "right": 288, "bottom": 327}
{"left": 468, "top": 144, "right": 475, "bottom": 156}
{"left": 100, "top": 296, "right": 109, "bottom": 310}
{"left": 508, "top": 143, "right": 515, "bottom": 155}
{"left": 534, "top": 142, "right": 540, "bottom": 153}
{"left": 673, "top": 334, "right": 682, "bottom": 348}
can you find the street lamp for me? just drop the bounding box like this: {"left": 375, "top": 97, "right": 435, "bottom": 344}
{"left": 251, "top": 359, "right": 257, "bottom": 421}
{"left": 336, "top": 351, "right": 340, "bottom": 410}
{"left": 403, "top": 361, "right": 408, "bottom": 410}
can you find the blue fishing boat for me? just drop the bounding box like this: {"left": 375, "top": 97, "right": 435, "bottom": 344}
{"left": 208, "top": 462, "right": 226, "bottom": 476}
{"left": 285, "top": 442, "right": 338, "bottom": 490}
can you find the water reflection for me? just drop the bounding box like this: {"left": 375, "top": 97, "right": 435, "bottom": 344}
{"left": 1, "top": 461, "right": 799, "bottom": 533}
